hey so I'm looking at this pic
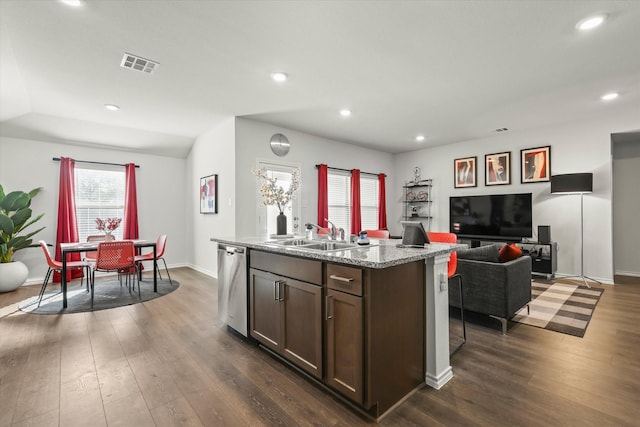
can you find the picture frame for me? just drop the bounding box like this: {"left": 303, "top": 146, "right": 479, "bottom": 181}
{"left": 521, "top": 146, "right": 551, "bottom": 183}
{"left": 200, "top": 174, "right": 218, "bottom": 214}
{"left": 485, "top": 151, "right": 511, "bottom": 186}
{"left": 454, "top": 156, "right": 477, "bottom": 188}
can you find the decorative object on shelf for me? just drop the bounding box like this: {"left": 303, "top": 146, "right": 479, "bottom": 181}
{"left": 252, "top": 167, "right": 301, "bottom": 235}
{"left": 270, "top": 133, "right": 290, "bottom": 157}
{"left": 0, "top": 185, "right": 45, "bottom": 292}
{"left": 521, "top": 146, "right": 551, "bottom": 183}
{"left": 454, "top": 156, "right": 477, "bottom": 188}
{"left": 402, "top": 178, "right": 433, "bottom": 226}
{"left": 200, "top": 174, "right": 218, "bottom": 214}
{"left": 95, "top": 217, "right": 121, "bottom": 241}
{"left": 413, "top": 166, "right": 421, "bottom": 184}
{"left": 485, "top": 151, "right": 511, "bottom": 186}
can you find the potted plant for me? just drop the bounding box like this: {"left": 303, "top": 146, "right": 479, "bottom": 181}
{"left": 0, "top": 185, "right": 45, "bottom": 292}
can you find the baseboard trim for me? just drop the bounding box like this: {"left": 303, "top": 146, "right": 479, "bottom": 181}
{"left": 615, "top": 270, "right": 640, "bottom": 278}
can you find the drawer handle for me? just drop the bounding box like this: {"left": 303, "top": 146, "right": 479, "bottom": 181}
{"left": 329, "top": 274, "right": 353, "bottom": 283}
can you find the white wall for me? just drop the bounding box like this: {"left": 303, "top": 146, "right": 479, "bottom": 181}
{"left": 0, "top": 136, "right": 187, "bottom": 284}
{"left": 186, "top": 118, "right": 236, "bottom": 278}
{"left": 234, "top": 118, "right": 396, "bottom": 237}
{"left": 394, "top": 109, "right": 640, "bottom": 283}
{"left": 613, "top": 139, "right": 640, "bottom": 276}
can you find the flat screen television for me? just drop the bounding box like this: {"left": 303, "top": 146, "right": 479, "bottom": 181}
{"left": 450, "top": 193, "right": 532, "bottom": 241}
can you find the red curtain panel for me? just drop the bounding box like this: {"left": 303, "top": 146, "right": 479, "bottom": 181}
{"left": 317, "top": 164, "right": 328, "bottom": 227}
{"left": 53, "top": 157, "right": 83, "bottom": 282}
{"left": 123, "top": 163, "right": 139, "bottom": 240}
{"left": 350, "top": 169, "right": 361, "bottom": 234}
{"left": 378, "top": 173, "right": 387, "bottom": 230}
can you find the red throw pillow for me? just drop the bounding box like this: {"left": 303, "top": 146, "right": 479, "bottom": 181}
{"left": 499, "top": 243, "right": 523, "bottom": 263}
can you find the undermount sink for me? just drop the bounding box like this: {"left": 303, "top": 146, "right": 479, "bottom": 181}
{"left": 301, "top": 241, "right": 360, "bottom": 251}
{"left": 266, "top": 238, "right": 363, "bottom": 252}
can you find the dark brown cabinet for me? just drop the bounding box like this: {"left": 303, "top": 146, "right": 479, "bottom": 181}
{"left": 249, "top": 251, "right": 323, "bottom": 379}
{"left": 250, "top": 249, "right": 426, "bottom": 420}
{"left": 325, "top": 263, "right": 364, "bottom": 404}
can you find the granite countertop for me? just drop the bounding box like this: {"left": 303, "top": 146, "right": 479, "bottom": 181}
{"left": 210, "top": 236, "right": 466, "bottom": 269}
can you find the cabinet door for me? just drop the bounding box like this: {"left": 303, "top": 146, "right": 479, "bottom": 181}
{"left": 282, "top": 278, "right": 323, "bottom": 379}
{"left": 249, "top": 269, "right": 282, "bottom": 352}
{"left": 325, "top": 289, "right": 363, "bottom": 404}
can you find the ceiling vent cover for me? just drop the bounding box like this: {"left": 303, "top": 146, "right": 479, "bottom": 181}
{"left": 120, "top": 53, "right": 159, "bottom": 74}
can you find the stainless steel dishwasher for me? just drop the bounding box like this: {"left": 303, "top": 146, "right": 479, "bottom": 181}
{"left": 217, "top": 243, "right": 248, "bottom": 337}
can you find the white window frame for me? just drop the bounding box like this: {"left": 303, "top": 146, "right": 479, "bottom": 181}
{"left": 74, "top": 165, "right": 125, "bottom": 242}
{"left": 255, "top": 160, "right": 301, "bottom": 237}
{"left": 327, "top": 170, "right": 380, "bottom": 237}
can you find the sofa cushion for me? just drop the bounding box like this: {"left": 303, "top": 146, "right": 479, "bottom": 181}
{"left": 457, "top": 244, "right": 500, "bottom": 263}
{"left": 499, "top": 243, "right": 523, "bottom": 263}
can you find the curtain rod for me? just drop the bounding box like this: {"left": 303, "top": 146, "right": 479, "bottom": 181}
{"left": 315, "top": 164, "right": 386, "bottom": 177}
{"left": 52, "top": 157, "right": 140, "bottom": 168}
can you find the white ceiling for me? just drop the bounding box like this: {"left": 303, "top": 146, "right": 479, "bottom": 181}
{"left": 1, "top": 0, "right": 639, "bottom": 159}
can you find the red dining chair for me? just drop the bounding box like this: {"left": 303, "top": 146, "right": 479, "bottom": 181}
{"left": 37, "top": 241, "right": 92, "bottom": 307}
{"left": 134, "top": 234, "right": 172, "bottom": 285}
{"left": 84, "top": 234, "right": 106, "bottom": 262}
{"left": 363, "top": 229, "right": 390, "bottom": 239}
{"left": 427, "top": 232, "right": 466, "bottom": 353}
{"left": 92, "top": 241, "right": 138, "bottom": 308}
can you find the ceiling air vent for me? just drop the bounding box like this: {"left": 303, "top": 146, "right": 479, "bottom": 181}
{"left": 120, "top": 53, "right": 159, "bottom": 74}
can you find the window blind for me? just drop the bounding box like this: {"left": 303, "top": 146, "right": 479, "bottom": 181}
{"left": 360, "top": 175, "right": 379, "bottom": 231}
{"left": 75, "top": 167, "right": 125, "bottom": 242}
{"left": 327, "top": 171, "right": 351, "bottom": 236}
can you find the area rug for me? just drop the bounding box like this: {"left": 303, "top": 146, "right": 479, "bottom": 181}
{"left": 18, "top": 278, "right": 179, "bottom": 314}
{"left": 512, "top": 281, "right": 603, "bottom": 337}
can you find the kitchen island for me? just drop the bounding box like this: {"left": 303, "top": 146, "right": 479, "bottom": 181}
{"left": 211, "top": 236, "right": 464, "bottom": 420}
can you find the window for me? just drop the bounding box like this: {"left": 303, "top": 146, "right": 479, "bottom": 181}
{"left": 75, "top": 166, "right": 125, "bottom": 242}
{"left": 327, "top": 170, "right": 379, "bottom": 236}
{"left": 360, "top": 175, "right": 379, "bottom": 231}
{"left": 328, "top": 171, "right": 351, "bottom": 235}
{"left": 256, "top": 161, "right": 301, "bottom": 237}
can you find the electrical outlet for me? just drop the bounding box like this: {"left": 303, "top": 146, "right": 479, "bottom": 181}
{"left": 439, "top": 273, "right": 448, "bottom": 291}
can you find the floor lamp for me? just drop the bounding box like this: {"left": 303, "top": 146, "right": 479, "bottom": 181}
{"left": 550, "top": 173, "right": 600, "bottom": 287}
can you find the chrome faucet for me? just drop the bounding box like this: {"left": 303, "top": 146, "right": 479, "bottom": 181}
{"left": 325, "top": 219, "right": 345, "bottom": 241}
{"left": 304, "top": 220, "right": 345, "bottom": 241}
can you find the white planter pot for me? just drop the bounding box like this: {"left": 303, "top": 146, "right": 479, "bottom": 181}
{"left": 0, "top": 261, "right": 29, "bottom": 293}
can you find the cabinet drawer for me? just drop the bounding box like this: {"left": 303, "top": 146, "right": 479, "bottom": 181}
{"left": 326, "top": 264, "right": 363, "bottom": 296}
{"left": 250, "top": 250, "right": 322, "bottom": 285}
{"left": 532, "top": 258, "right": 552, "bottom": 273}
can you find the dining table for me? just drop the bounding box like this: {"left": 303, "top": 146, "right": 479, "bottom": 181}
{"left": 59, "top": 239, "right": 157, "bottom": 309}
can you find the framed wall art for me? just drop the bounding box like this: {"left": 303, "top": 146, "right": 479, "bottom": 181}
{"left": 200, "top": 174, "right": 218, "bottom": 214}
{"left": 485, "top": 151, "right": 511, "bottom": 186}
{"left": 454, "top": 156, "right": 477, "bottom": 188}
{"left": 521, "top": 146, "right": 551, "bottom": 183}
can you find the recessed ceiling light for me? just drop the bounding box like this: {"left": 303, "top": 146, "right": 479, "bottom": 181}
{"left": 415, "top": 135, "right": 425, "bottom": 142}
{"left": 339, "top": 109, "right": 352, "bottom": 117}
{"left": 60, "top": 0, "right": 84, "bottom": 6}
{"left": 104, "top": 104, "right": 120, "bottom": 111}
{"left": 600, "top": 92, "right": 619, "bottom": 101}
{"left": 576, "top": 13, "right": 607, "bottom": 31}
{"left": 271, "top": 72, "right": 288, "bottom": 83}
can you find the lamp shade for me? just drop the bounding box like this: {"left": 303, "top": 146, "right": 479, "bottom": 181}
{"left": 550, "top": 173, "right": 593, "bottom": 193}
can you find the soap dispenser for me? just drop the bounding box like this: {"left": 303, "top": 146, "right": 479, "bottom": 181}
{"left": 305, "top": 224, "right": 314, "bottom": 240}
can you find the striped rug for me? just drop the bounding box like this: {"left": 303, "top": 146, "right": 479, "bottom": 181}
{"left": 512, "top": 281, "right": 604, "bottom": 337}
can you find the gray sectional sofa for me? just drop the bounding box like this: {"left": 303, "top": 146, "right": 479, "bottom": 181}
{"left": 449, "top": 244, "right": 532, "bottom": 334}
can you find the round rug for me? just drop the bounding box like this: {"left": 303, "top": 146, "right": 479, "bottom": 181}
{"left": 19, "top": 278, "right": 179, "bottom": 314}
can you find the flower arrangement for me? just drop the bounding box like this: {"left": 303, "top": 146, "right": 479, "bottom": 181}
{"left": 95, "top": 217, "right": 122, "bottom": 233}
{"left": 251, "top": 168, "right": 301, "bottom": 214}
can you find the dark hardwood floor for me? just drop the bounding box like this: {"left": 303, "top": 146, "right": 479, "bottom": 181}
{"left": 1, "top": 268, "right": 638, "bottom": 426}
